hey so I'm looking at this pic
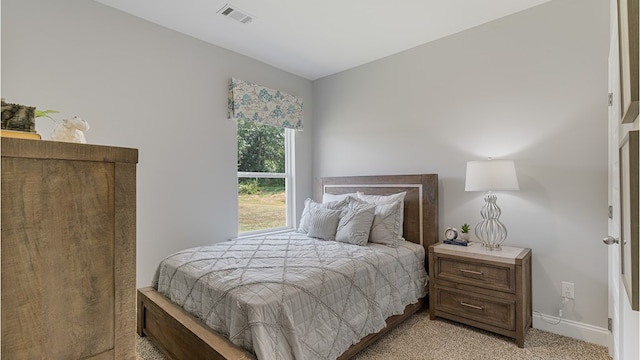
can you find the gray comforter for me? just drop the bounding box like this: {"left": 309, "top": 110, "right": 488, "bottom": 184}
{"left": 153, "top": 231, "right": 427, "bottom": 360}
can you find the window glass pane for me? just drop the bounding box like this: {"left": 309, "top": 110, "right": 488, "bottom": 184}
{"left": 237, "top": 119, "right": 289, "bottom": 233}
{"left": 237, "top": 119, "right": 285, "bottom": 173}
{"left": 238, "top": 177, "right": 286, "bottom": 232}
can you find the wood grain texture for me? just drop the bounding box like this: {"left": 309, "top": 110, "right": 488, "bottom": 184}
{"left": 436, "top": 257, "right": 515, "bottom": 293}
{"left": 429, "top": 244, "right": 532, "bottom": 348}
{"left": 318, "top": 174, "right": 439, "bottom": 266}
{"left": 139, "top": 174, "right": 439, "bottom": 360}
{"left": 0, "top": 137, "right": 138, "bottom": 163}
{"left": 115, "top": 163, "right": 138, "bottom": 360}
{"left": 1, "top": 138, "right": 138, "bottom": 359}
{"left": 138, "top": 287, "right": 424, "bottom": 360}
{"left": 138, "top": 288, "right": 254, "bottom": 360}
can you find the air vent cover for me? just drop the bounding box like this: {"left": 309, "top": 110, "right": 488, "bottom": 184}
{"left": 217, "top": 4, "right": 253, "bottom": 24}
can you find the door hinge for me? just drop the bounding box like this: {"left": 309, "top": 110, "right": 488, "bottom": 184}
{"left": 608, "top": 93, "right": 613, "bottom": 106}
{"left": 608, "top": 317, "right": 613, "bottom": 332}
{"left": 608, "top": 205, "right": 613, "bottom": 219}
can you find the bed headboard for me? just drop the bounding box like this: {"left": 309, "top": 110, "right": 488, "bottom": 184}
{"left": 315, "top": 174, "right": 439, "bottom": 255}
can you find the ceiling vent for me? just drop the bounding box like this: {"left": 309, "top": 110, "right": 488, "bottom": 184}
{"left": 217, "top": 4, "right": 253, "bottom": 24}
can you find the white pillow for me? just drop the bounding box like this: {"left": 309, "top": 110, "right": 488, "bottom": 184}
{"left": 298, "top": 198, "right": 348, "bottom": 233}
{"left": 322, "top": 192, "right": 357, "bottom": 203}
{"left": 368, "top": 200, "right": 403, "bottom": 246}
{"left": 357, "top": 191, "right": 406, "bottom": 206}
{"left": 335, "top": 198, "right": 376, "bottom": 246}
{"left": 306, "top": 207, "right": 341, "bottom": 241}
{"left": 357, "top": 191, "right": 406, "bottom": 237}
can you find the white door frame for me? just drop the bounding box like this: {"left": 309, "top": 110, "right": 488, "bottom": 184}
{"left": 607, "top": 27, "right": 622, "bottom": 357}
{"left": 607, "top": 1, "right": 640, "bottom": 359}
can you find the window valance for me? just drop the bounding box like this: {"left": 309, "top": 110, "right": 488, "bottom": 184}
{"left": 228, "top": 78, "right": 303, "bottom": 130}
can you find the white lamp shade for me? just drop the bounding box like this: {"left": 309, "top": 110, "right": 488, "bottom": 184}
{"left": 465, "top": 160, "right": 520, "bottom": 191}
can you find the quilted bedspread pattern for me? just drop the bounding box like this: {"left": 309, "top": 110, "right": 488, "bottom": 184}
{"left": 153, "top": 232, "right": 427, "bottom": 360}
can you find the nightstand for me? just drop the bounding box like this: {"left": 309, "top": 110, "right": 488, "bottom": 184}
{"left": 428, "top": 242, "right": 532, "bottom": 347}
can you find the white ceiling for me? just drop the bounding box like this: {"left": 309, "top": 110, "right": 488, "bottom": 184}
{"left": 95, "top": 0, "right": 553, "bottom": 80}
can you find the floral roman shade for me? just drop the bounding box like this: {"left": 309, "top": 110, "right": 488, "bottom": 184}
{"left": 228, "top": 78, "right": 303, "bottom": 130}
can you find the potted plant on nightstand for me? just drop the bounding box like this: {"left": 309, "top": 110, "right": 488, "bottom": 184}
{"left": 460, "top": 223, "right": 471, "bottom": 241}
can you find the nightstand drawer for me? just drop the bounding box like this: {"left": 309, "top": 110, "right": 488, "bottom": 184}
{"left": 435, "top": 287, "right": 515, "bottom": 331}
{"left": 436, "top": 256, "right": 514, "bottom": 293}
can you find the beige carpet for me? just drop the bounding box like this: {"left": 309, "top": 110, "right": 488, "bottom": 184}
{"left": 136, "top": 309, "right": 611, "bottom": 360}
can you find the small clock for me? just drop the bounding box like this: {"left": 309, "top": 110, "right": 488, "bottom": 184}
{"left": 444, "top": 227, "right": 459, "bottom": 240}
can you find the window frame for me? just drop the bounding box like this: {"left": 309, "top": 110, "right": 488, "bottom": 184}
{"left": 237, "top": 127, "right": 296, "bottom": 236}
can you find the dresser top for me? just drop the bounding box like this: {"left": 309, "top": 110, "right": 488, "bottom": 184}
{"left": 430, "top": 242, "right": 531, "bottom": 264}
{"left": 1, "top": 137, "right": 138, "bottom": 164}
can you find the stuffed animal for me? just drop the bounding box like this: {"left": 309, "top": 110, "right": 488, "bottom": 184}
{"left": 51, "top": 116, "right": 90, "bottom": 143}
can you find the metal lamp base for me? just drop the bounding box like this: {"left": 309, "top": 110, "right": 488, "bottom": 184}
{"left": 475, "top": 193, "right": 508, "bottom": 250}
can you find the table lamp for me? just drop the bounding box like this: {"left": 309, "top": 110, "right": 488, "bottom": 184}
{"left": 465, "top": 159, "right": 519, "bottom": 250}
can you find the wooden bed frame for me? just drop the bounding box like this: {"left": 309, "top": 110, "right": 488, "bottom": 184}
{"left": 137, "top": 174, "right": 439, "bottom": 360}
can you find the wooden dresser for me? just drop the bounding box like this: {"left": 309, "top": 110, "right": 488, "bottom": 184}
{"left": 1, "top": 138, "right": 138, "bottom": 359}
{"left": 428, "top": 242, "right": 532, "bottom": 347}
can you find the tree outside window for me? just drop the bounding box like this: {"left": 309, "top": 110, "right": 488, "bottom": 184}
{"left": 237, "top": 119, "right": 291, "bottom": 233}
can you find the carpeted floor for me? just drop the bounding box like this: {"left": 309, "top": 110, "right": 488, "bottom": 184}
{"left": 136, "top": 308, "right": 611, "bottom": 360}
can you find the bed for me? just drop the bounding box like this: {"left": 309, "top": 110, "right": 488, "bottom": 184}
{"left": 137, "top": 174, "right": 439, "bottom": 360}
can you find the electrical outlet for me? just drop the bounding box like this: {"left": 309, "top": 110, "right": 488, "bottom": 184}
{"left": 562, "top": 281, "right": 575, "bottom": 299}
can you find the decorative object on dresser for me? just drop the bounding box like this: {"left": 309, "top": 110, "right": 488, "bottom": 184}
{"left": 428, "top": 242, "right": 532, "bottom": 348}
{"left": 1, "top": 99, "right": 41, "bottom": 139}
{"left": 465, "top": 158, "right": 520, "bottom": 249}
{"left": 443, "top": 226, "right": 469, "bottom": 246}
{"left": 50, "top": 115, "right": 90, "bottom": 143}
{"left": 444, "top": 226, "right": 459, "bottom": 241}
{"left": 1, "top": 98, "right": 36, "bottom": 132}
{"left": 0, "top": 101, "right": 62, "bottom": 140}
{"left": 0, "top": 129, "right": 42, "bottom": 140}
{"left": 35, "top": 108, "right": 60, "bottom": 121}
{"left": 1, "top": 137, "right": 138, "bottom": 359}
{"left": 459, "top": 223, "right": 471, "bottom": 241}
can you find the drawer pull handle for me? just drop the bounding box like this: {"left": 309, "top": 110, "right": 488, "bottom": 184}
{"left": 460, "top": 302, "right": 484, "bottom": 310}
{"left": 460, "top": 269, "right": 483, "bottom": 276}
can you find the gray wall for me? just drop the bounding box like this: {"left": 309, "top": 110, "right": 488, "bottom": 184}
{"left": 2, "top": 0, "right": 611, "bottom": 342}
{"left": 1, "top": 0, "right": 314, "bottom": 287}
{"left": 312, "top": 0, "right": 610, "bottom": 332}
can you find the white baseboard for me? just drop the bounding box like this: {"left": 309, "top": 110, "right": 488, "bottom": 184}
{"left": 532, "top": 312, "right": 610, "bottom": 347}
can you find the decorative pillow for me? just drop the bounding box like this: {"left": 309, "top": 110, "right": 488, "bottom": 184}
{"left": 322, "top": 192, "right": 357, "bottom": 203}
{"left": 335, "top": 198, "right": 376, "bottom": 246}
{"left": 368, "top": 200, "right": 403, "bottom": 246}
{"left": 306, "top": 207, "right": 341, "bottom": 241}
{"left": 298, "top": 198, "right": 348, "bottom": 233}
{"left": 357, "top": 191, "right": 406, "bottom": 238}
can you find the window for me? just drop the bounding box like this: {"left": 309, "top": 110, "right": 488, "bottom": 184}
{"left": 237, "top": 119, "right": 294, "bottom": 234}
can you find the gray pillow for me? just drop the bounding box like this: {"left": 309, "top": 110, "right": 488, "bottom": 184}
{"left": 335, "top": 198, "right": 376, "bottom": 246}
{"left": 298, "top": 198, "right": 348, "bottom": 233}
{"left": 369, "top": 200, "right": 403, "bottom": 246}
{"left": 357, "top": 192, "right": 406, "bottom": 237}
{"left": 306, "top": 207, "right": 341, "bottom": 241}
{"left": 322, "top": 192, "right": 357, "bottom": 203}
